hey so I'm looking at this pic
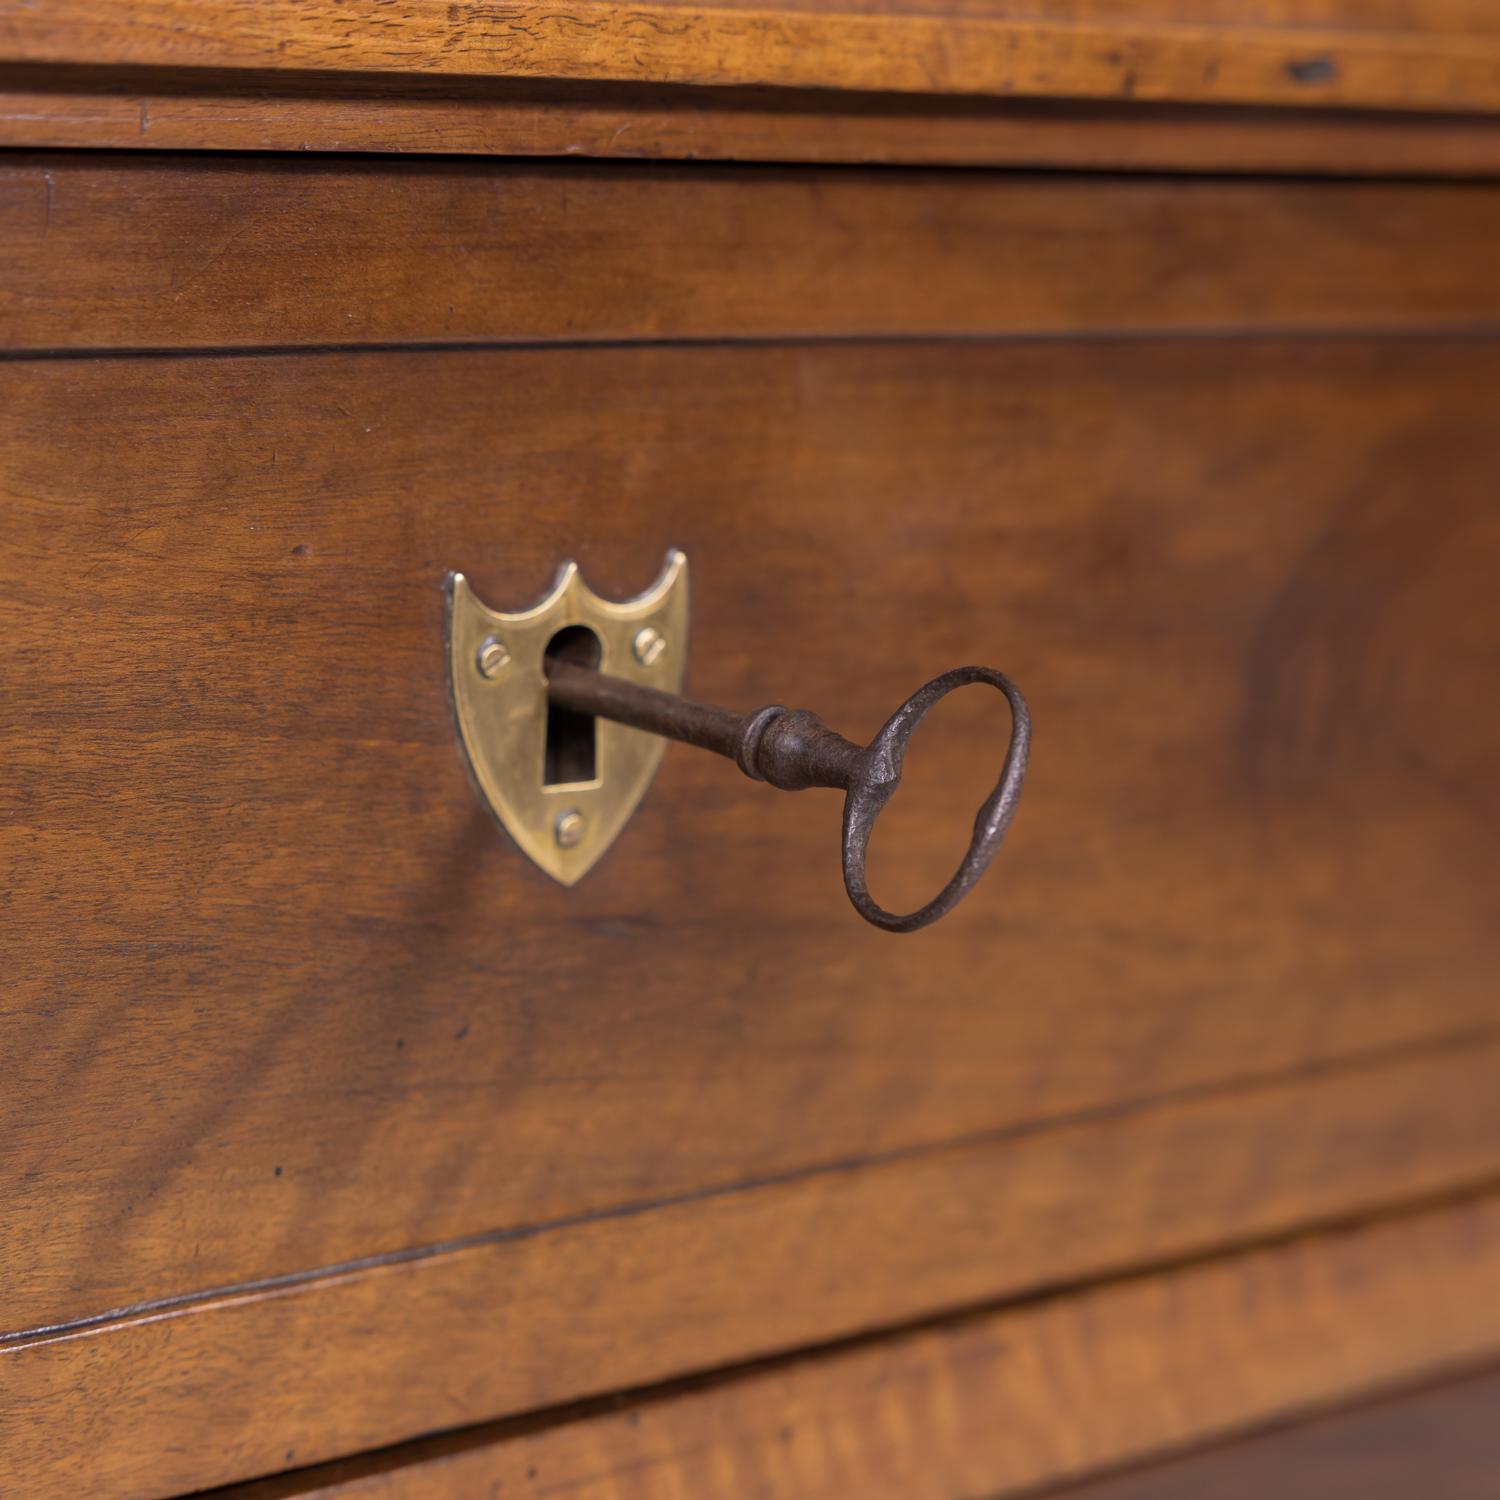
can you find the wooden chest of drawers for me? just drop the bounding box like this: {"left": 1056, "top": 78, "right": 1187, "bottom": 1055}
{"left": 4, "top": 4, "right": 1500, "bottom": 1496}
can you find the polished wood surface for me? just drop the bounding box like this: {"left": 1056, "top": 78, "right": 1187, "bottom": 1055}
{"left": 8, "top": 0, "right": 1500, "bottom": 112}
{"left": 195, "top": 1196, "right": 1500, "bottom": 1500}
{"left": 7, "top": 156, "right": 1500, "bottom": 352}
{"left": 6, "top": 332, "right": 1500, "bottom": 1494}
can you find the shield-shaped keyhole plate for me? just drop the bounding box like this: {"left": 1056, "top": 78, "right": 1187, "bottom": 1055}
{"left": 446, "top": 551, "right": 689, "bottom": 885}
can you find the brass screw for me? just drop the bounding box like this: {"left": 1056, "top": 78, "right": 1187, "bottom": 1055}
{"left": 632, "top": 626, "right": 667, "bottom": 667}
{"left": 555, "top": 809, "right": 586, "bottom": 848}
{"left": 476, "top": 636, "right": 510, "bottom": 678}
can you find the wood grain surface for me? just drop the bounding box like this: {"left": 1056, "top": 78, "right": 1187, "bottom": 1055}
{"left": 7, "top": 83, "right": 1500, "bottom": 175}
{"left": 181, "top": 1196, "right": 1500, "bottom": 1500}
{"left": 5, "top": 334, "right": 1499, "bottom": 1347}
{"left": 7, "top": 156, "right": 1500, "bottom": 352}
{"left": 8, "top": 0, "right": 1500, "bottom": 113}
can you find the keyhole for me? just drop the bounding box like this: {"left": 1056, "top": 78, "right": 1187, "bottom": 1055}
{"left": 543, "top": 626, "right": 602, "bottom": 785}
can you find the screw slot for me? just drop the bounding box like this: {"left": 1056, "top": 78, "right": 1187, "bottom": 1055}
{"left": 476, "top": 636, "right": 510, "bottom": 678}
{"left": 632, "top": 627, "right": 667, "bottom": 667}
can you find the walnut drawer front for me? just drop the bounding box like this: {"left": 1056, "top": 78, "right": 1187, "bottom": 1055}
{"left": 4, "top": 155, "right": 1500, "bottom": 1498}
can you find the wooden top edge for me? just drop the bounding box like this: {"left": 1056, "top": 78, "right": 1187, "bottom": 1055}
{"left": 7, "top": 1, "right": 1500, "bottom": 116}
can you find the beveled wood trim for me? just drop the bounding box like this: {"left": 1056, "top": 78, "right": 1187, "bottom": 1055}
{"left": 7, "top": 84, "right": 1500, "bottom": 175}
{"left": 8, "top": 1045, "right": 1500, "bottom": 1499}
{"left": 208, "top": 1195, "right": 1500, "bottom": 1499}
{"left": 7, "top": 2, "right": 1500, "bottom": 114}
{"left": 8, "top": 155, "right": 1500, "bottom": 352}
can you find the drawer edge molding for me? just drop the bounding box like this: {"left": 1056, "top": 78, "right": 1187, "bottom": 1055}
{"left": 7, "top": 1042, "right": 1500, "bottom": 1498}
{"left": 207, "top": 1198, "right": 1500, "bottom": 1500}
{"left": 7, "top": 88, "right": 1500, "bottom": 176}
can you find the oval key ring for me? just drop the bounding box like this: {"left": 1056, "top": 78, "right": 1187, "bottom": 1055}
{"left": 841, "top": 667, "right": 1031, "bottom": 933}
